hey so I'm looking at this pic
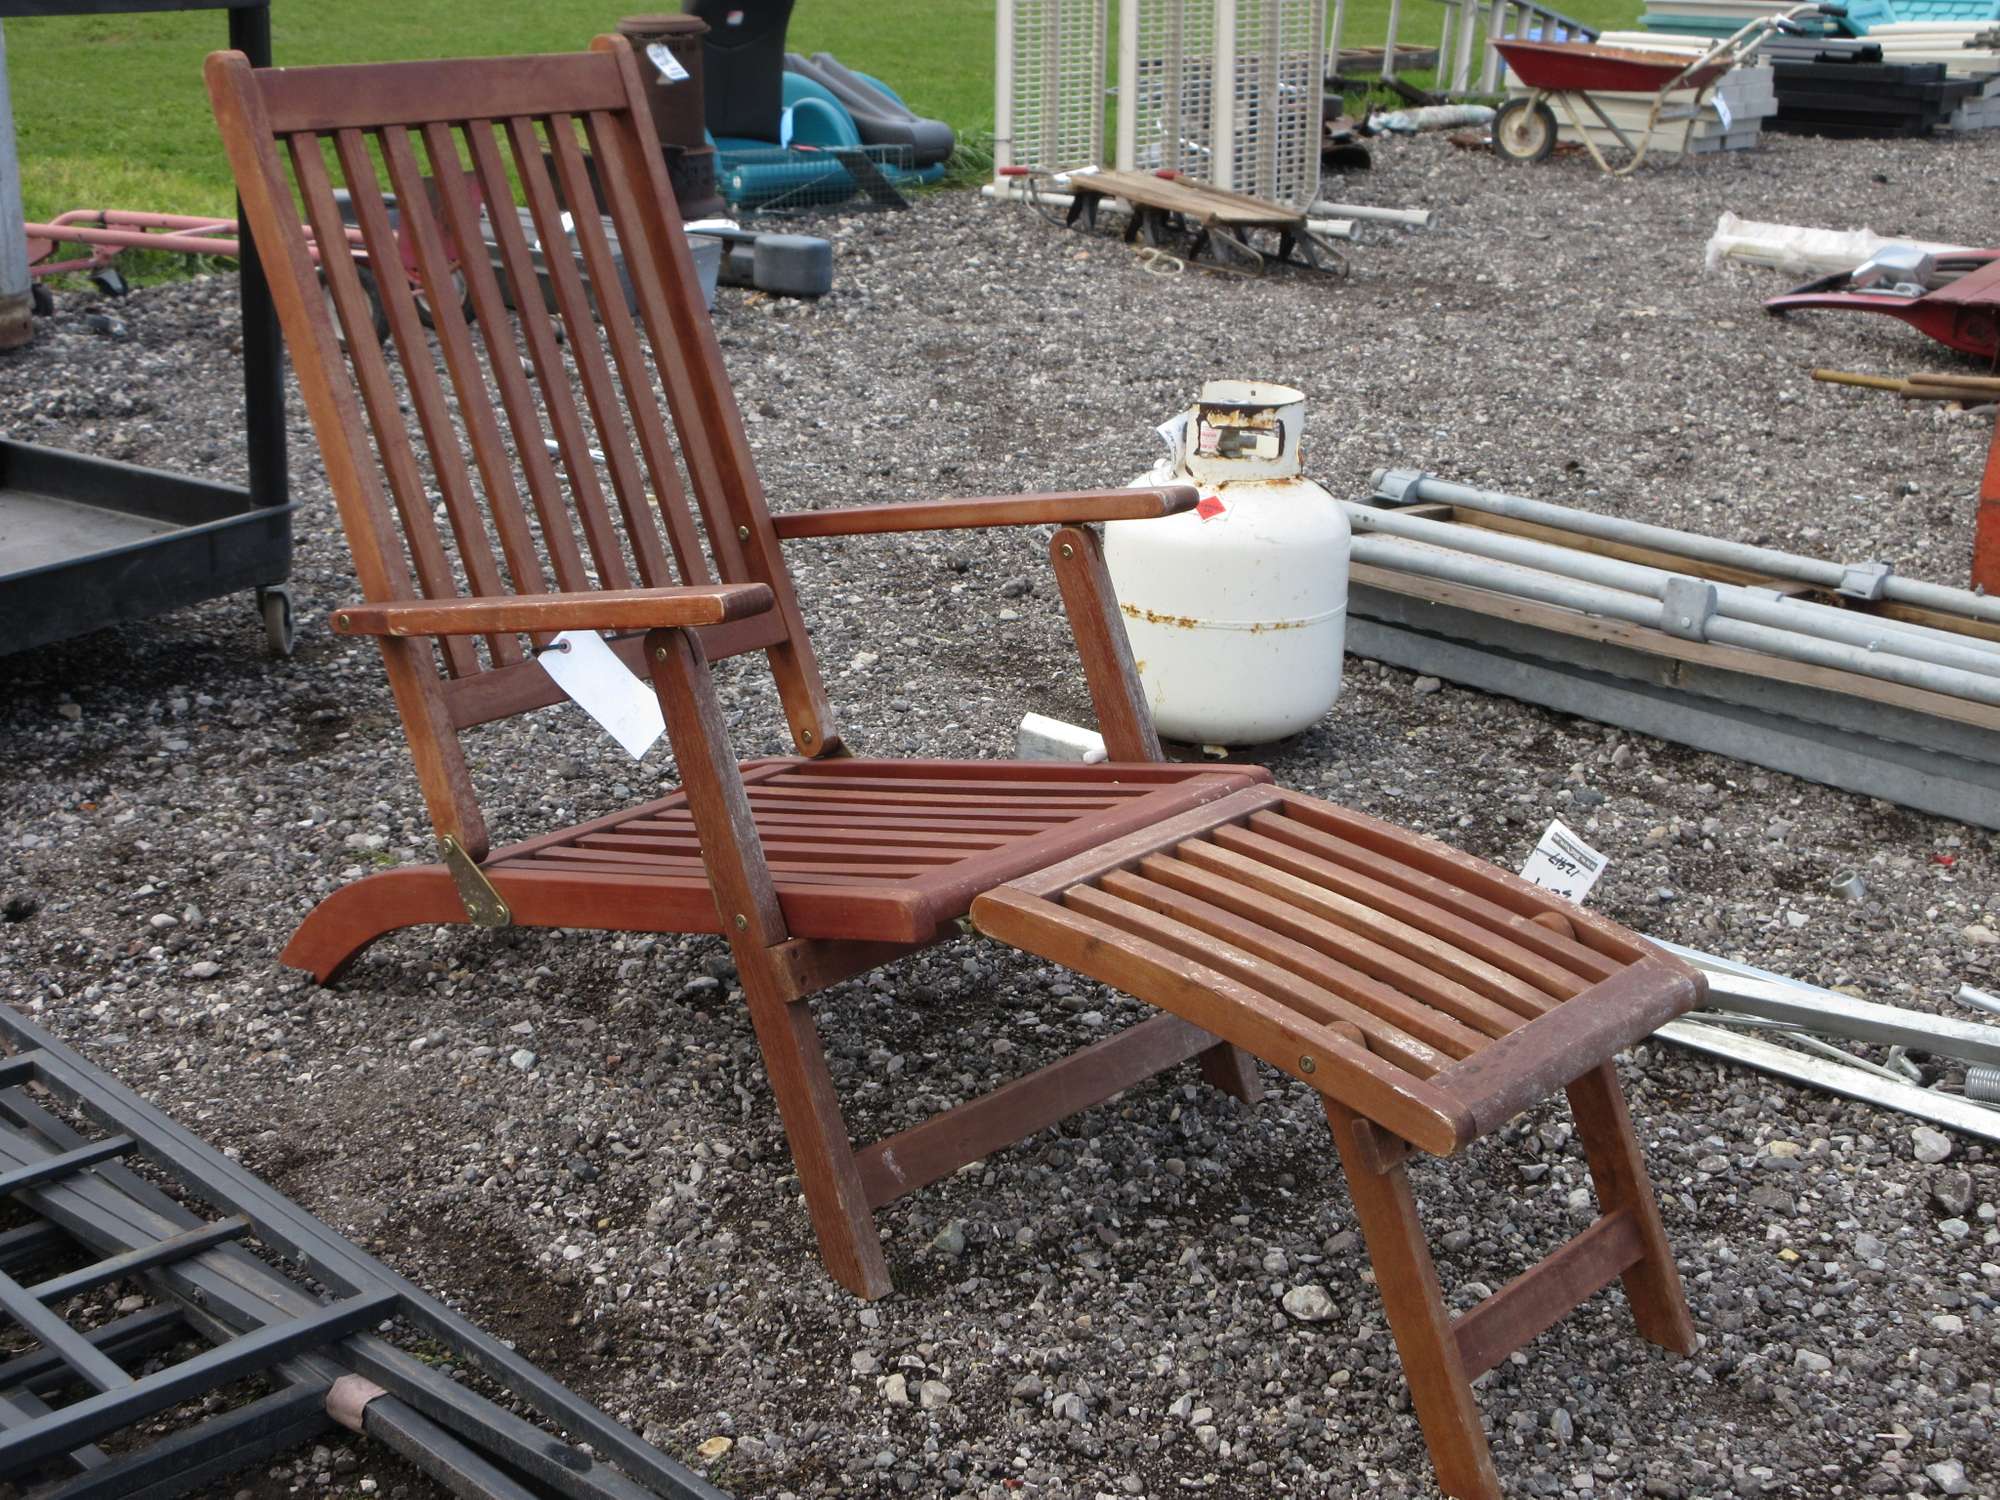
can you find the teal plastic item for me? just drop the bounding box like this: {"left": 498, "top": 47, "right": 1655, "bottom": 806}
{"left": 709, "top": 68, "right": 943, "bottom": 212}
{"left": 1834, "top": 0, "right": 1898, "bottom": 33}
{"left": 1640, "top": 10, "right": 1845, "bottom": 32}
{"left": 1880, "top": 0, "right": 2000, "bottom": 19}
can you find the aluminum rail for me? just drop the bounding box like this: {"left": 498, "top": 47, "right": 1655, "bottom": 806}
{"left": 1347, "top": 532, "right": 2000, "bottom": 707}
{"left": 1344, "top": 503, "right": 2000, "bottom": 683}
{"left": 1371, "top": 468, "right": 2000, "bottom": 627}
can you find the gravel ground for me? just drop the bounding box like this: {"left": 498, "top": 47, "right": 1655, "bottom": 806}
{"left": 4, "top": 126, "right": 2000, "bottom": 1500}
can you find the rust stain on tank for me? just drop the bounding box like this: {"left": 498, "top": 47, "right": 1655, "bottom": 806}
{"left": 1121, "top": 604, "right": 1307, "bottom": 633}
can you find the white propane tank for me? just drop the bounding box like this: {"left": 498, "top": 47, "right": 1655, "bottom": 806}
{"left": 1104, "top": 381, "right": 1349, "bottom": 746}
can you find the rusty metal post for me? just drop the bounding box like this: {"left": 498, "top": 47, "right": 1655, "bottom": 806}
{"left": 1977, "top": 408, "right": 2000, "bottom": 596}
{"left": 0, "top": 21, "right": 34, "bottom": 350}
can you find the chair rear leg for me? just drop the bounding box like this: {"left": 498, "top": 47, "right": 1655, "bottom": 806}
{"left": 1323, "top": 1096, "right": 1503, "bottom": 1500}
{"left": 1566, "top": 1061, "right": 1696, "bottom": 1355}
{"left": 1197, "top": 1041, "right": 1264, "bottom": 1104}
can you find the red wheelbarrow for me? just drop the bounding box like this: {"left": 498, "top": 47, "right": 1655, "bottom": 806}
{"left": 1492, "top": 3, "right": 1831, "bottom": 175}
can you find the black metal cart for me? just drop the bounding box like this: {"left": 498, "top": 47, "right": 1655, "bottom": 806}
{"left": 0, "top": 0, "right": 294, "bottom": 655}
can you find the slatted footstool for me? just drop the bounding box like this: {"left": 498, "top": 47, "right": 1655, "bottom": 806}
{"left": 973, "top": 783, "right": 1704, "bottom": 1500}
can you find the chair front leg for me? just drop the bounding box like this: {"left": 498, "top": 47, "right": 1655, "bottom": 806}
{"left": 645, "top": 627, "right": 891, "bottom": 1299}
{"left": 1048, "top": 525, "right": 1162, "bottom": 763}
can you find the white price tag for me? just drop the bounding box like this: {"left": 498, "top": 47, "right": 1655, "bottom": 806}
{"left": 536, "top": 630, "right": 664, "bottom": 761}
{"left": 1520, "top": 818, "right": 1608, "bottom": 904}
{"left": 646, "top": 42, "right": 690, "bottom": 82}
{"left": 1713, "top": 94, "right": 1732, "bottom": 130}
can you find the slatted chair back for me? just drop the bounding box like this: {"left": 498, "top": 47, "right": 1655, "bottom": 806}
{"left": 205, "top": 40, "right": 833, "bottom": 858}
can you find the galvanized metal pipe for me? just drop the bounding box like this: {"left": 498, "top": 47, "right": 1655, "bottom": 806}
{"left": 1345, "top": 504, "right": 2000, "bottom": 682}
{"left": 1347, "top": 533, "right": 2000, "bottom": 707}
{"left": 1371, "top": 469, "right": 2000, "bottom": 627}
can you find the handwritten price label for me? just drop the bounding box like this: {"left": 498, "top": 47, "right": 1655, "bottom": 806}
{"left": 1520, "top": 818, "right": 1608, "bottom": 905}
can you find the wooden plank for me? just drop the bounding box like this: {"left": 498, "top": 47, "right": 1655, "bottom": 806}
{"left": 971, "top": 886, "right": 1471, "bottom": 1154}
{"left": 333, "top": 584, "right": 773, "bottom": 636}
{"left": 355, "top": 129, "right": 518, "bottom": 669}
{"left": 1433, "top": 960, "right": 1702, "bottom": 1137}
{"left": 1122, "top": 858, "right": 1488, "bottom": 1061}
{"left": 1271, "top": 789, "right": 1651, "bottom": 967}
{"left": 504, "top": 114, "right": 637, "bottom": 591}
{"left": 442, "top": 615, "right": 787, "bottom": 729}
{"left": 1250, "top": 802, "right": 1619, "bottom": 982}
{"left": 1243, "top": 811, "right": 1596, "bottom": 997}
{"left": 1143, "top": 849, "right": 1527, "bottom": 1042}
{"left": 1050, "top": 525, "right": 1162, "bottom": 762}
{"left": 1451, "top": 1210, "right": 1643, "bottom": 1379}
{"left": 770, "top": 488, "right": 1196, "bottom": 538}
{"left": 854, "top": 1014, "right": 1218, "bottom": 1208}
{"left": 1091, "top": 872, "right": 1454, "bottom": 1077}
{"left": 580, "top": 824, "right": 1014, "bottom": 853}
{"left": 1566, "top": 1061, "right": 1697, "bottom": 1355}
{"left": 1322, "top": 1088, "right": 1505, "bottom": 1500}
{"left": 1350, "top": 561, "right": 2000, "bottom": 734}
{"left": 254, "top": 54, "right": 629, "bottom": 134}
{"left": 989, "top": 783, "right": 1281, "bottom": 900}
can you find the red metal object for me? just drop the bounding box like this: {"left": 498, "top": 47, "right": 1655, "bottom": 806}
{"left": 1493, "top": 40, "right": 1735, "bottom": 94}
{"left": 1765, "top": 251, "right": 2000, "bottom": 364}
{"left": 23, "top": 210, "right": 245, "bottom": 279}
{"left": 1976, "top": 407, "right": 2000, "bottom": 595}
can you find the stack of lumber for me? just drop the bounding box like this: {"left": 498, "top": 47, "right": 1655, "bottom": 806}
{"left": 1532, "top": 35, "right": 1776, "bottom": 154}
{"left": 1860, "top": 21, "right": 2000, "bottom": 123}
{"left": 1767, "top": 52, "right": 1986, "bottom": 133}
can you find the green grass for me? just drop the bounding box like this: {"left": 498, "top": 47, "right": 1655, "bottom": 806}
{"left": 7, "top": 0, "right": 1640, "bottom": 228}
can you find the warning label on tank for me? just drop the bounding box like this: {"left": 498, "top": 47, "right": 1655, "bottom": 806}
{"left": 1196, "top": 494, "right": 1227, "bottom": 522}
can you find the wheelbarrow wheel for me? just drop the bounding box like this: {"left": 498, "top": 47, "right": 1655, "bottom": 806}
{"left": 1494, "top": 97, "right": 1558, "bottom": 163}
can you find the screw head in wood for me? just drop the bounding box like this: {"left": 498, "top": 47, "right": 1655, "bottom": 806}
{"left": 335, "top": 613, "right": 351, "bottom": 630}
{"left": 1298, "top": 1055, "right": 1316, "bottom": 1074}
{"left": 800, "top": 727, "right": 815, "bottom": 743}
{"left": 737, "top": 524, "right": 751, "bottom": 540}
{"left": 654, "top": 646, "right": 669, "bottom": 660}
{"left": 1060, "top": 543, "right": 1074, "bottom": 558}
{"left": 733, "top": 913, "right": 748, "bottom": 931}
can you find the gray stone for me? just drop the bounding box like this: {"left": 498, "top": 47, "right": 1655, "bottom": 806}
{"left": 851, "top": 1350, "right": 879, "bottom": 1377}
{"left": 508, "top": 1048, "right": 537, "bottom": 1071}
{"left": 1793, "top": 1349, "right": 1832, "bottom": 1373}
{"left": 1912, "top": 1127, "right": 1953, "bottom": 1165}
{"left": 919, "top": 1379, "right": 952, "bottom": 1410}
{"left": 1413, "top": 676, "right": 1442, "bottom": 695}
{"left": 1924, "top": 1459, "right": 1970, "bottom": 1496}
{"left": 1933, "top": 1169, "right": 1975, "bottom": 1219}
{"left": 1282, "top": 1284, "right": 1336, "bottom": 1322}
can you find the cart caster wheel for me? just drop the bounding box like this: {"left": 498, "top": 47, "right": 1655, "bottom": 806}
{"left": 90, "top": 268, "right": 131, "bottom": 299}
{"left": 30, "top": 283, "right": 55, "bottom": 318}
{"left": 1494, "top": 97, "right": 1558, "bottom": 163}
{"left": 258, "top": 586, "right": 296, "bottom": 658}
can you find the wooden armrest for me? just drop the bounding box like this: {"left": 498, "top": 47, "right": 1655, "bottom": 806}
{"left": 769, "top": 486, "right": 1199, "bottom": 539}
{"left": 331, "top": 584, "right": 775, "bottom": 637}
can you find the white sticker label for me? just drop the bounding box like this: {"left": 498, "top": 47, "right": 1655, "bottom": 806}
{"left": 647, "top": 42, "right": 690, "bottom": 82}
{"left": 1713, "top": 94, "right": 1732, "bottom": 130}
{"left": 1520, "top": 818, "right": 1608, "bottom": 904}
{"left": 537, "top": 630, "right": 664, "bottom": 761}
{"left": 1155, "top": 411, "right": 1190, "bottom": 452}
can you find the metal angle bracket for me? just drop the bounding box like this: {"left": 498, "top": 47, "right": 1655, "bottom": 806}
{"left": 1369, "top": 468, "right": 1433, "bottom": 506}
{"left": 440, "top": 836, "right": 511, "bottom": 928}
{"left": 1838, "top": 559, "right": 1893, "bottom": 600}
{"left": 1660, "top": 575, "right": 1719, "bottom": 642}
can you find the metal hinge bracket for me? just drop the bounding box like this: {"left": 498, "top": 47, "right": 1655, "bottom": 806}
{"left": 440, "top": 836, "right": 511, "bottom": 928}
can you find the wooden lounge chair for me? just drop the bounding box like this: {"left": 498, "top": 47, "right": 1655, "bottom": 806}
{"left": 206, "top": 41, "right": 1703, "bottom": 1499}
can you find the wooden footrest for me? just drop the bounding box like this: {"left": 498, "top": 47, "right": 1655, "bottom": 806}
{"left": 970, "top": 784, "right": 1704, "bottom": 1154}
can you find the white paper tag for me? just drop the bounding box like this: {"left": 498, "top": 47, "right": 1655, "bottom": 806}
{"left": 1154, "top": 411, "right": 1189, "bottom": 452}
{"left": 647, "top": 42, "right": 690, "bottom": 82}
{"left": 1713, "top": 94, "right": 1733, "bottom": 130}
{"left": 1520, "top": 818, "right": 1608, "bottom": 904}
{"left": 537, "top": 630, "right": 664, "bottom": 760}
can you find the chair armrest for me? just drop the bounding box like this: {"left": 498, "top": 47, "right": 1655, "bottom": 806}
{"left": 769, "top": 486, "right": 1199, "bottom": 539}
{"left": 331, "top": 584, "right": 775, "bottom": 637}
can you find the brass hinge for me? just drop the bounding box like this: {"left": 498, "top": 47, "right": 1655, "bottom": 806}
{"left": 440, "top": 836, "right": 511, "bottom": 928}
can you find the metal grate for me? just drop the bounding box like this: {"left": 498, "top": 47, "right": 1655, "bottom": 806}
{"left": 996, "top": 0, "right": 1111, "bottom": 175}
{"left": 0, "top": 1005, "right": 730, "bottom": 1500}
{"left": 1117, "top": 1, "right": 1325, "bottom": 209}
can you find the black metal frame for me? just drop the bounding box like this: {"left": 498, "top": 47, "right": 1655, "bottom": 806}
{"left": 0, "top": 0, "right": 294, "bottom": 655}
{"left": 0, "top": 1005, "right": 730, "bottom": 1500}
